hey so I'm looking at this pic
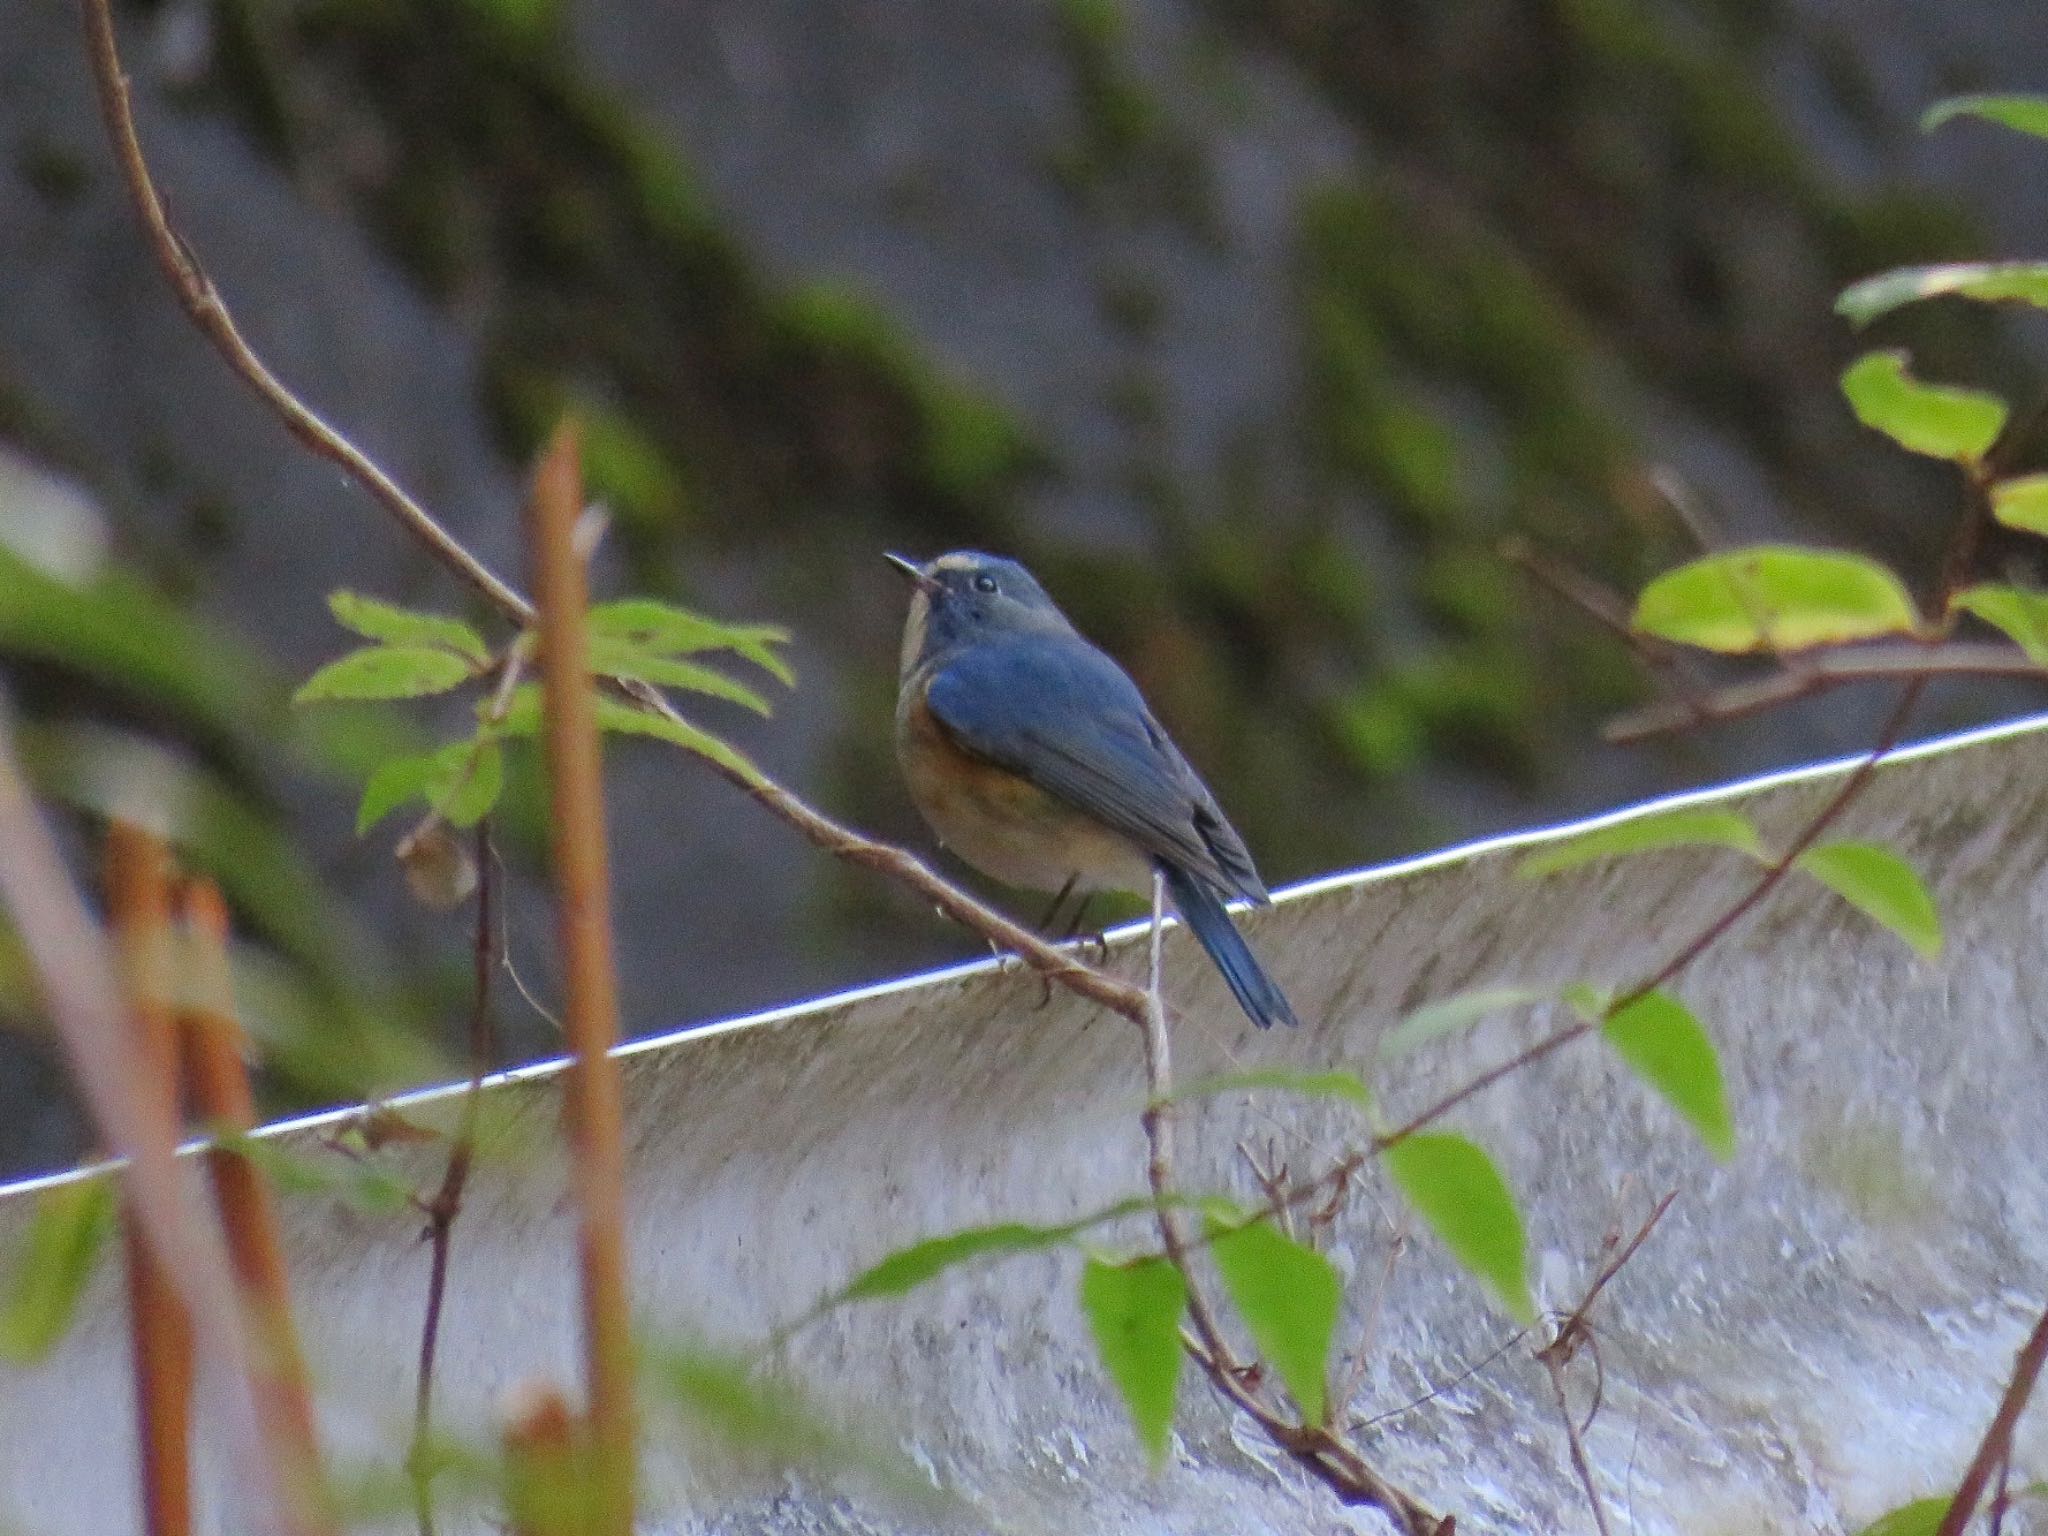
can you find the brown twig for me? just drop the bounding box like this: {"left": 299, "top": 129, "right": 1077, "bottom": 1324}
{"left": 527, "top": 424, "right": 636, "bottom": 1536}
{"left": 1602, "top": 642, "right": 2032, "bottom": 743}
{"left": 1934, "top": 1303, "right": 2048, "bottom": 1536}
{"left": 1544, "top": 1191, "right": 1677, "bottom": 1362}
{"left": 1502, "top": 539, "right": 1711, "bottom": 701}
{"left": 107, "top": 821, "right": 193, "bottom": 1536}
{"left": 1532, "top": 1192, "right": 1676, "bottom": 1536}
{"left": 1540, "top": 1349, "right": 1611, "bottom": 1536}
{"left": 178, "top": 879, "right": 336, "bottom": 1536}
{"left": 408, "top": 821, "right": 498, "bottom": 1536}
{"left": 77, "top": 0, "right": 528, "bottom": 626}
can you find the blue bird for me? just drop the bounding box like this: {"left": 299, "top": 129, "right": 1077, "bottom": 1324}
{"left": 887, "top": 550, "right": 1299, "bottom": 1030}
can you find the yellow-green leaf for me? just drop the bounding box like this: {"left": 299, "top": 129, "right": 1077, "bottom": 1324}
{"left": 585, "top": 598, "right": 793, "bottom": 684}
{"left": 1380, "top": 985, "right": 1555, "bottom": 1058}
{"left": 355, "top": 739, "right": 504, "bottom": 834}
{"left": 823, "top": 1197, "right": 1165, "bottom": 1308}
{"left": 357, "top": 750, "right": 441, "bottom": 835}
{"left": 438, "top": 740, "right": 503, "bottom": 828}
{"left": 586, "top": 635, "right": 773, "bottom": 715}
{"left": 1208, "top": 1218, "right": 1341, "bottom": 1425}
{"left": 1855, "top": 1496, "right": 1950, "bottom": 1536}
{"left": 1837, "top": 262, "right": 2048, "bottom": 327}
{"left": 1842, "top": 351, "right": 2007, "bottom": 463}
{"left": 1519, "top": 806, "right": 1767, "bottom": 876}
{"left": 1795, "top": 841, "right": 1943, "bottom": 959}
{"left": 592, "top": 697, "right": 762, "bottom": 782}
{"left": 0, "top": 1176, "right": 115, "bottom": 1363}
{"left": 1601, "top": 991, "right": 1734, "bottom": 1159}
{"left": 1991, "top": 473, "right": 2048, "bottom": 537}
{"left": 1080, "top": 1257, "right": 1185, "bottom": 1466}
{"left": 327, "top": 591, "right": 489, "bottom": 664}
{"left": 1952, "top": 584, "right": 2048, "bottom": 666}
{"left": 1634, "top": 546, "right": 1920, "bottom": 654}
{"left": 295, "top": 645, "right": 476, "bottom": 703}
{"left": 1384, "top": 1133, "right": 1533, "bottom": 1324}
{"left": 843, "top": 1221, "right": 1085, "bottom": 1302}
{"left": 494, "top": 684, "right": 764, "bottom": 784}
{"left": 1923, "top": 92, "right": 2048, "bottom": 141}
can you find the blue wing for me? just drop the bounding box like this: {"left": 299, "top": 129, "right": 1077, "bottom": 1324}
{"left": 921, "top": 633, "right": 1265, "bottom": 901}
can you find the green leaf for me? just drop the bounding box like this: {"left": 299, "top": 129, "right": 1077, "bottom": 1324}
{"left": 585, "top": 636, "right": 773, "bottom": 715}
{"left": 1794, "top": 841, "right": 1943, "bottom": 960}
{"left": 1079, "top": 1257, "right": 1185, "bottom": 1465}
{"left": 295, "top": 645, "right": 476, "bottom": 704}
{"left": 1952, "top": 584, "right": 2048, "bottom": 666}
{"left": 585, "top": 598, "right": 794, "bottom": 684}
{"left": 1854, "top": 1496, "right": 1950, "bottom": 1536}
{"left": 1600, "top": 991, "right": 1734, "bottom": 1159}
{"left": 216, "top": 1131, "right": 417, "bottom": 1216}
{"left": 1990, "top": 474, "right": 2048, "bottom": 538}
{"left": 1169, "top": 1068, "right": 1371, "bottom": 1108}
{"left": 0, "top": 1176, "right": 116, "bottom": 1363}
{"left": 842, "top": 1221, "right": 1080, "bottom": 1301}
{"left": 356, "top": 751, "right": 440, "bottom": 835}
{"left": 494, "top": 684, "right": 764, "bottom": 783}
{"left": 1634, "top": 546, "right": 1921, "bottom": 654}
{"left": 1208, "top": 1218, "right": 1341, "bottom": 1425}
{"left": 439, "top": 740, "right": 503, "bottom": 828}
{"left": 593, "top": 697, "right": 762, "bottom": 780}
{"left": 1384, "top": 1133, "right": 1534, "bottom": 1324}
{"left": 1837, "top": 262, "right": 2048, "bottom": 327}
{"left": 354, "top": 739, "right": 505, "bottom": 834}
{"left": 1518, "top": 807, "right": 1766, "bottom": 877}
{"left": 1380, "top": 985, "right": 1555, "bottom": 1057}
{"left": 1923, "top": 92, "right": 2048, "bottom": 141}
{"left": 327, "top": 591, "right": 489, "bottom": 664}
{"left": 1841, "top": 351, "right": 2007, "bottom": 463}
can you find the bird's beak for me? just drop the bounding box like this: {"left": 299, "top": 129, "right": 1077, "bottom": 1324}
{"left": 883, "top": 552, "right": 940, "bottom": 593}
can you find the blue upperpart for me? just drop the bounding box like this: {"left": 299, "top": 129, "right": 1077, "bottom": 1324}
{"left": 1164, "top": 865, "right": 1300, "bottom": 1030}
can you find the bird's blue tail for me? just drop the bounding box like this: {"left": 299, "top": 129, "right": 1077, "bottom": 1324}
{"left": 1162, "top": 866, "right": 1300, "bottom": 1030}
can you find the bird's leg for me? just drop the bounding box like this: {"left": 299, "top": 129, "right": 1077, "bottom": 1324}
{"left": 1023, "top": 874, "right": 1082, "bottom": 1009}
{"left": 1034, "top": 873, "right": 1080, "bottom": 937}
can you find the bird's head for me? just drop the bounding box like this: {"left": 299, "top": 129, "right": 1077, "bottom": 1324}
{"left": 885, "top": 550, "right": 1071, "bottom": 672}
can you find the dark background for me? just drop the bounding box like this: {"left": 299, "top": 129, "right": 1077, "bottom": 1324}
{"left": 0, "top": 0, "right": 2044, "bottom": 1176}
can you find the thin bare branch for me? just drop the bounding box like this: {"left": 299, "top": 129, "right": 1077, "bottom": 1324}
{"left": 1532, "top": 1192, "right": 1676, "bottom": 1536}
{"left": 409, "top": 822, "right": 498, "bottom": 1536}
{"left": 1935, "top": 1302, "right": 2048, "bottom": 1536}
{"left": 1139, "top": 875, "right": 1443, "bottom": 1533}
{"left": 527, "top": 425, "right": 635, "bottom": 1536}
{"left": 1541, "top": 1348, "right": 1612, "bottom": 1536}
{"left": 1603, "top": 643, "right": 2032, "bottom": 743}
{"left": 1502, "top": 538, "right": 1710, "bottom": 700}
{"left": 77, "top": 0, "right": 529, "bottom": 625}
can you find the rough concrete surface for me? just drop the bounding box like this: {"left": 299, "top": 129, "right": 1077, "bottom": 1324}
{"left": 3, "top": 716, "right": 2047, "bottom": 1533}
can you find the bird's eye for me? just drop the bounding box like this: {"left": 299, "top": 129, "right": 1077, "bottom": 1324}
{"left": 972, "top": 573, "right": 999, "bottom": 594}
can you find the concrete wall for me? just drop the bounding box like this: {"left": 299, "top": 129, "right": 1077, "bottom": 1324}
{"left": 3, "top": 716, "right": 2047, "bottom": 1533}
